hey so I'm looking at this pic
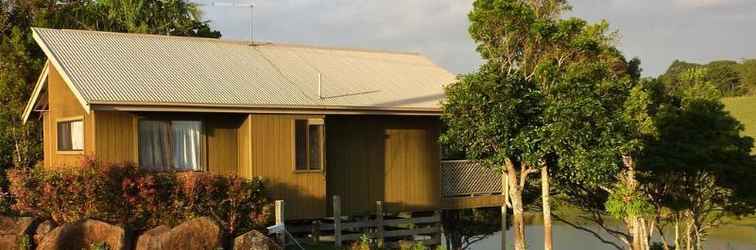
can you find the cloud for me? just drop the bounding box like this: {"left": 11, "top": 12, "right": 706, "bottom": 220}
{"left": 195, "top": 0, "right": 756, "bottom": 76}
{"left": 673, "top": 0, "right": 744, "bottom": 8}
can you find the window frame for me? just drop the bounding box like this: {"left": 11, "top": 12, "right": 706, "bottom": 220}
{"left": 136, "top": 116, "right": 207, "bottom": 172}
{"left": 55, "top": 116, "right": 85, "bottom": 154}
{"left": 293, "top": 118, "right": 325, "bottom": 173}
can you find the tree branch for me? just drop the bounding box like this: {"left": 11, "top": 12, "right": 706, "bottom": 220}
{"left": 553, "top": 213, "right": 625, "bottom": 250}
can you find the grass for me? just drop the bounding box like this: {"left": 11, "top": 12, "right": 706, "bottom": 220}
{"left": 708, "top": 216, "right": 756, "bottom": 244}
{"left": 722, "top": 96, "right": 756, "bottom": 154}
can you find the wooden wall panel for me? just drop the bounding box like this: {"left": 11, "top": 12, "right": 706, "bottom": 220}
{"left": 248, "top": 114, "right": 327, "bottom": 219}
{"left": 326, "top": 116, "right": 441, "bottom": 215}
{"left": 94, "top": 111, "right": 137, "bottom": 164}
{"left": 207, "top": 117, "right": 242, "bottom": 176}
{"left": 44, "top": 65, "right": 95, "bottom": 169}
{"left": 238, "top": 115, "right": 252, "bottom": 178}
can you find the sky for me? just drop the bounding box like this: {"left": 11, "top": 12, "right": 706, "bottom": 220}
{"left": 194, "top": 0, "right": 756, "bottom": 76}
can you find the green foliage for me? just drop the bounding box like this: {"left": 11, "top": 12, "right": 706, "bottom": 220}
{"left": 16, "top": 234, "right": 31, "bottom": 250}
{"left": 441, "top": 65, "right": 545, "bottom": 168}
{"left": 641, "top": 96, "right": 756, "bottom": 214}
{"left": 449, "top": 0, "right": 640, "bottom": 187}
{"left": 6, "top": 158, "right": 271, "bottom": 235}
{"left": 659, "top": 59, "right": 756, "bottom": 97}
{"left": 722, "top": 96, "right": 756, "bottom": 154}
{"left": 88, "top": 242, "right": 111, "bottom": 250}
{"left": 605, "top": 183, "right": 653, "bottom": 219}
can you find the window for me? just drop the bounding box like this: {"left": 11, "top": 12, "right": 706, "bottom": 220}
{"left": 139, "top": 119, "right": 204, "bottom": 171}
{"left": 57, "top": 119, "right": 84, "bottom": 152}
{"left": 295, "top": 119, "right": 324, "bottom": 171}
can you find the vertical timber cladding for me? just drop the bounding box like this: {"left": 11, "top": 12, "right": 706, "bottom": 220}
{"left": 93, "top": 111, "right": 243, "bottom": 175}
{"left": 245, "top": 114, "right": 327, "bottom": 219}
{"left": 44, "top": 64, "right": 95, "bottom": 169}
{"left": 326, "top": 116, "right": 442, "bottom": 215}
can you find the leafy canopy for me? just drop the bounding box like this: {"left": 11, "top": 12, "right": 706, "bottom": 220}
{"left": 444, "top": 0, "right": 639, "bottom": 190}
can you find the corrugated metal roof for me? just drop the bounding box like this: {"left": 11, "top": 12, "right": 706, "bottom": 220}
{"left": 32, "top": 28, "right": 454, "bottom": 112}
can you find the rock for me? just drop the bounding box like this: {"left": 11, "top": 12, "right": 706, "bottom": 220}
{"left": 135, "top": 217, "right": 221, "bottom": 250}
{"left": 0, "top": 216, "right": 34, "bottom": 250}
{"left": 233, "top": 230, "right": 281, "bottom": 250}
{"left": 135, "top": 225, "right": 170, "bottom": 250}
{"left": 33, "top": 220, "right": 55, "bottom": 246}
{"left": 37, "top": 219, "right": 126, "bottom": 250}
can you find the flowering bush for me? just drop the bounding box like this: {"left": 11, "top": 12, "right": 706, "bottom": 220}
{"left": 7, "top": 158, "right": 272, "bottom": 235}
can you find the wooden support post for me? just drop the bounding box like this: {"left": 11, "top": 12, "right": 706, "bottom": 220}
{"left": 312, "top": 220, "right": 321, "bottom": 244}
{"left": 502, "top": 173, "right": 509, "bottom": 250}
{"left": 432, "top": 210, "right": 442, "bottom": 247}
{"left": 376, "top": 201, "right": 385, "bottom": 248}
{"left": 334, "top": 195, "right": 342, "bottom": 247}
{"left": 275, "top": 200, "right": 285, "bottom": 245}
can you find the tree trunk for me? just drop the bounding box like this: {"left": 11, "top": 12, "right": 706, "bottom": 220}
{"left": 506, "top": 160, "right": 526, "bottom": 250}
{"left": 502, "top": 171, "right": 509, "bottom": 250}
{"left": 541, "top": 167, "right": 553, "bottom": 250}
{"left": 675, "top": 217, "right": 681, "bottom": 250}
{"left": 510, "top": 187, "right": 526, "bottom": 250}
{"left": 622, "top": 155, "right": 645, "bottom": 250}
{"left": 685, "top": 220, "right": 692, "bottom": 250}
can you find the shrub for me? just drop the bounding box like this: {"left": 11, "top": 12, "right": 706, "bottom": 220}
{"left": 7, "top": 158, "right": 271, "bottom": 235}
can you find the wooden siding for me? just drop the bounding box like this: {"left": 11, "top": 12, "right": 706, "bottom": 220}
{"left": 326, "top": 116, "right": 441, "bottom": 215}
{"left": 244, "top": 114, "right": 327, "bottom": 219}
{"left": 94, "top": 111, "right": 137, "bottom": 164}
{"left": 238, "top": 115, "right": 253, "bottom": 178}
{"left": 43, "top": 65, "right": 95, "bottom": 169}
{"left": 90, "top": 111, "right": 242, "bottom": 174}
{"left": 206, "top": 117, "right": 242, "bottom": 176}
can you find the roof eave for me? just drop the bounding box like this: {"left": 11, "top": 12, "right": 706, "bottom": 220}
{"left": 31, "top": 28, "right": 90, "bottom": 114}
{"left": 90, "top": 102, "right": 442, "bottom": 116}
{"left": 21, "top": 62, "right": 50, "bottom": 124}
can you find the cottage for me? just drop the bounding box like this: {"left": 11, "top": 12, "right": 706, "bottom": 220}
{"left": 22, "top": 28, "right": 460, "bottom": 219}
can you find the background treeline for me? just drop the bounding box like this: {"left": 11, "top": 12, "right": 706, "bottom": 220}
{"left": 659, "top": 59, "right": 756, "bottom": 97}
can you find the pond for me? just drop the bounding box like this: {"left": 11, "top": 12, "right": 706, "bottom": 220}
{"left": 464, "top": 221, "right": 756, "bottom": 250}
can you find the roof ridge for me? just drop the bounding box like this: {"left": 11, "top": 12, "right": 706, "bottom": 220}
{"left": 31, "top": 27, "right": 421, "bottom": 56}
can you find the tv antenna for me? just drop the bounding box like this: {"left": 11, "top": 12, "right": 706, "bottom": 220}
{"left": 202, "top": 1, "right": 256, "bottom": 43}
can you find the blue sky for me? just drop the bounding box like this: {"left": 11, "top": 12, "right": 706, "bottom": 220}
{"left": 194, "top": 0, "right": 756, "bottom": 76}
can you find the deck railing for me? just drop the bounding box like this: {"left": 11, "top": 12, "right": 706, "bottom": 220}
{"left": 441, "top": 160, "right": 502, "bottom": 197}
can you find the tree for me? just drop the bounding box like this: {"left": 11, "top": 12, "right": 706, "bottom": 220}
{"left": 640, "top": 74, "right": 756, "bottom": 250}
{"left": 445, "top": 1, "right": 633, "bottom": 249}
{"left": 659, "top": 59, "right": 754, "bottom": 97}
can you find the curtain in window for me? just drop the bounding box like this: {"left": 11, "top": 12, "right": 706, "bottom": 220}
{"left": 308, "top": 124, "right": 323, "bottom": 170}
{"left": 57, "top": 122, "right": 72, "bottom": 150}
{"left": 139, "top": 120, "right": 172, "bottom": 171}
{"left": 172, "top": 121, "right": 202, "bottom": 171}
{"left": 70, "top": 120, "right": 84, "bottom": 150}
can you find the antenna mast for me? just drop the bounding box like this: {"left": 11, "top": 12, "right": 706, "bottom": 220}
{"left": 207, "top": 1, "right": 256, "bottom": 43}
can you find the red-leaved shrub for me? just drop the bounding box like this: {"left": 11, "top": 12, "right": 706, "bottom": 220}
{"left": 7, "top": 157, "right": 271, "bottom": 236}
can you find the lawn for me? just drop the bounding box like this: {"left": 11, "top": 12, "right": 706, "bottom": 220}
{"left": 723, "top": 96, "right": 756, "bottom": 154}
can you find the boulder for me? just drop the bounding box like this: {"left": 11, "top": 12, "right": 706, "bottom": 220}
{"left": 0, "top": 216, "right": 34, "bottom": 250}
{"left": 233, "top": 230, "right": 281, "bottom": 250}
{"left": 135, "top": 225, "right": 170, "bottom": 250}
{"left": 37, "top": 219, "right": 126, "bottom": 250}
{"left": 135, "top": 217, "right": 221, "bottom": 250}
{"left": 33, "top": 220, "right": 55, "bottom": 246}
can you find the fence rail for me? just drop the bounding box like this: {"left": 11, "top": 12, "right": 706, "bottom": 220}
{"left": 441, "top": 160, "right": 502, "bottom": 197}
{"left": 286, "top": 197, "right": 442, "bottom": 248}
